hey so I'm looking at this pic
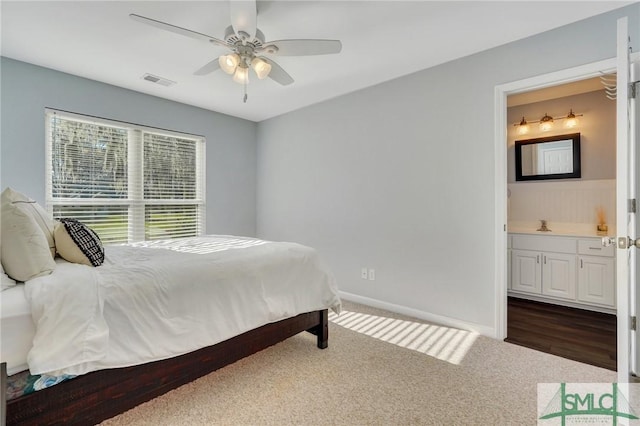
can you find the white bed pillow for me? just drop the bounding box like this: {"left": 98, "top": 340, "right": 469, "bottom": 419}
{"left": 1, "top": 188, "right": 56, "bottom": 257}
{"left": 0, "top": 263, "right": 16, "bottom": 291}
{"left": 1, "top": 188, "right": 56, "bottom": 281}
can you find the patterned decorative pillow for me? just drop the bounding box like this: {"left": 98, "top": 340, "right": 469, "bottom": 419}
{"left": 54, "top": 219, "right": 104, "bottom": 267}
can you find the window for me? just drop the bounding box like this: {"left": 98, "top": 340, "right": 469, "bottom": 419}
{"left": 46, "top": 110, "right": 205, "bottom": 244}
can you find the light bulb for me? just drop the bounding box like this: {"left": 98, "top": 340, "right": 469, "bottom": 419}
{"left": 517, "top": 117, "right": 529, "bottom": 135}
{"left": 233, "top": 66, "right": 249, "bottom": 84}
{"left": 539, "top": 113, "right": 554, "bottom": 132}
{"left": 251, "top": 58, "right": 272, "bottom": 79}
{"left": 219, "top": 54, "right": 240, "bottom": 75}
{"left": 564, "top": 109, "right": 578, "bottom": 128}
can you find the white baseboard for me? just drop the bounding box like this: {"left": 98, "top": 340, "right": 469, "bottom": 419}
{"left": 338, "top": 291, "right": 496, "bottom": 338}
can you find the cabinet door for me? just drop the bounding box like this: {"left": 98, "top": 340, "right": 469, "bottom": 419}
{"left": 511, "top": 250, "right": 541, "bottom": 294}
{"left": 541, "top": 252, "right": 576, "bottom": 300}
{"left": 578, "top": 256, "right": 615, "bottom": 307}
{"left": 507, "top": 249, "right": 512, "bottom": 290}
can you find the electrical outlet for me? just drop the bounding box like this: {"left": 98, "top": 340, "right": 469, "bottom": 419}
{"left": 368, "top": 269, "right": 375, "bottom": 280}
{"left": 361, "top": 268, "right": 368, "bottom": 279}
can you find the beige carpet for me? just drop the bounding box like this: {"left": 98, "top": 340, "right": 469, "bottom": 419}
{"left": 101, "top": 301, "right": 616, "bottom": 425}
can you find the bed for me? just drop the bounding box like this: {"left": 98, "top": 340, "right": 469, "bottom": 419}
{"left": 2, "top": 235, "right": 341, "bottom": 425}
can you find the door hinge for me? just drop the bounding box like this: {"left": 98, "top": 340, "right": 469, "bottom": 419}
{"left": 632, "top": 316, "right": 637, "bottom": 331}
{"left": 631, "top": 81, "right": 638, "bottom": 99}
{"left": 630, "top": 199, "right": 637, "bottom": 214}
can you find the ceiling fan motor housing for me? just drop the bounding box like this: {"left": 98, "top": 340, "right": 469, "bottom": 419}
{"left": 224, "top": 25, "right": 264, "bottom": 47}
{"left": 222, "top": 26, "right": 274, "bottom": 66}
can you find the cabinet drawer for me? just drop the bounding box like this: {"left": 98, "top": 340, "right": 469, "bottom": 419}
{"left": 512, "top": 235, "right": 575, "bottom": 254}
{"left": 577, "top": 239, "right": 615, "bottom": 257}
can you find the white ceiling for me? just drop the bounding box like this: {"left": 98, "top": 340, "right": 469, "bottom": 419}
{"left": 1, "top": 1, "right": 633, "bottom": 122}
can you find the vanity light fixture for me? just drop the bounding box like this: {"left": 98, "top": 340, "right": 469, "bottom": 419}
{"left": 513, "top": 109, "right": 583, "bottom": 133}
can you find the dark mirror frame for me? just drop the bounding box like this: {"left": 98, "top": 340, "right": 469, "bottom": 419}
{"left": 515, "top": 133, "right": 581, "bottom": 181}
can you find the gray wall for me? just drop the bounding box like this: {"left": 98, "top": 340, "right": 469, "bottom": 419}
{"left": 256, "top": 5, "right": 639, "bottom": 331}
{"left": 0, "top": 57, "right": 258, "bottom": 237}
{"left": 507, "top": 89, "right": 616, "bottom": 182}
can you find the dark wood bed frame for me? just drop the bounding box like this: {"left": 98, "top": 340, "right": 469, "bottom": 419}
{"left": 4, "top": 309, "right": 328, "bottom": 425}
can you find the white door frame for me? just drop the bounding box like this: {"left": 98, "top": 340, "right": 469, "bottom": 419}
{"left": 493, "top": 58, "right": 617, "bottom": 340}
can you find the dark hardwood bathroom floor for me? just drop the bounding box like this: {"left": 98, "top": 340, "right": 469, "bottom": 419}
{"left": 505, "top": 297, "right": 617, "bottom": 371}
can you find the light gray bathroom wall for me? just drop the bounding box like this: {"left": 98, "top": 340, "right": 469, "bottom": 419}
{"left": 256, "top": 5, "right": 639, "bottom": 332}
{"left": 507, "top": 89, "right": 616, "bottom": 182}
{"left": 1, "top": 57, "right": 257, "bottom": 237}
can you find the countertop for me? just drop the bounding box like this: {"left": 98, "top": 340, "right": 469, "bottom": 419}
{"left": 508, "top": 221, "right": 615, "bottom": 238}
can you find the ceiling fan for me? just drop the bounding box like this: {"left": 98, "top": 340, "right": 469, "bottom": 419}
{"left": 130, "top": 1, "right": 342, "bottom": 101}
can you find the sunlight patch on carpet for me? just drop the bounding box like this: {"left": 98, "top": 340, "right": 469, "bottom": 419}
{"left": 329, "top": 310, "right": 478, "bottom": 365}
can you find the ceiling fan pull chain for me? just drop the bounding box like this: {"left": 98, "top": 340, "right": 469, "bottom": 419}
{"left": 243, "top": 80, "right": 248, "bottom": 103}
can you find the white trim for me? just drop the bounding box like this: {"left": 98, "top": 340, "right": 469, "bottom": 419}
{"left": 616, "top": 16, "right": 630, "bottom": 383}
{"left": 494, "top": 57, "right": 617, "bottom": 341}
{"left": 494, "top": 58, "right": 617, "bottom": 97}
{"left": 339, "top": 291, "right": 495, "bottom": 337}
{"left": 494, "top": 84, "right": 508, "bottom": 340}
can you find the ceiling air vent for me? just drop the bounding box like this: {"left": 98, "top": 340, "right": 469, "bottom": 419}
{"left": 142, "top": 73, "right": 176, "bottom": 87}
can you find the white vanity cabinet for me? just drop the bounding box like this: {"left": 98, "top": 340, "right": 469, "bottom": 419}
{"left": 511, "top": 249, "right": 541, "bottom": 294}
{"left": 509, "top": 233, "right": 615, "bottom": 311}
{"left": 507, "top": 235, "right": 512, "bottom": 290}
{"left": 542, "top": 252, "right": 577, "bottom": 300}
{"left": 510, "top": 235, "right": 576, "bottom": 300}
{"left": 577, "top": 240, "right": 615, "bottom": 307}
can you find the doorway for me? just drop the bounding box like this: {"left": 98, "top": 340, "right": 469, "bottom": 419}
{"left": 493, "top": 58, "right": 618, "bottom": 359}
{"left": 502, "top": 75, "right": 618, "bottom": 370}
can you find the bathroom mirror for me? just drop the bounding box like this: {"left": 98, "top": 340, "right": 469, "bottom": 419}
{"left": 515, "top": 133, "right": 581, "bottom": 181}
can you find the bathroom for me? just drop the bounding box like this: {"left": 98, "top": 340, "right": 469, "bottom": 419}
{"left": 505, "top": 77, "right": 617, "bottom": 370}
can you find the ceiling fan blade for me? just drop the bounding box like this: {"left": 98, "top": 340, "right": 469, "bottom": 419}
{"left": 261, "top": 57, "right": 294, "bottom": 86}
{"left": 129, "top": 14, "right": 229, "bottom": 48}
{"left": 194, "top": 59, "right": 221, "bottom": 76}
{"left": 229, "top": 0, "right": 257, "bottom": 40}
{"left": 261, "top": 39, "right": 342, "bottom": 56}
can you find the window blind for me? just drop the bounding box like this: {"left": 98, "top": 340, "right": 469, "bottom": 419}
{"left": 46, "top": 110, "right": 205, "bottom": 244}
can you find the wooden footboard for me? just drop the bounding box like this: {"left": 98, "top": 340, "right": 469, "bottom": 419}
{"left": 5, "top": 309, "right": 328, "bottom": 425}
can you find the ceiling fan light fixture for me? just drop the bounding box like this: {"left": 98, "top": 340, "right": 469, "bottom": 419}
{"left": 219, "top": 53, "right": 240, "bottom": 74}
{"left": 233, "top": 65, "right": 249, "bottom": 84}
{"left": 251, "top": 58, "right": 272, "bottom": 79}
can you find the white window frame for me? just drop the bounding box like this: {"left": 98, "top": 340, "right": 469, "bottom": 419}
{"left": 45, "top": 109, "right": 206, "bottom": 243}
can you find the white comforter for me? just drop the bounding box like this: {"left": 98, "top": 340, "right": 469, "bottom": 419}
{"left": 25, "top": 235, "right": 341, "bottom": 376}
